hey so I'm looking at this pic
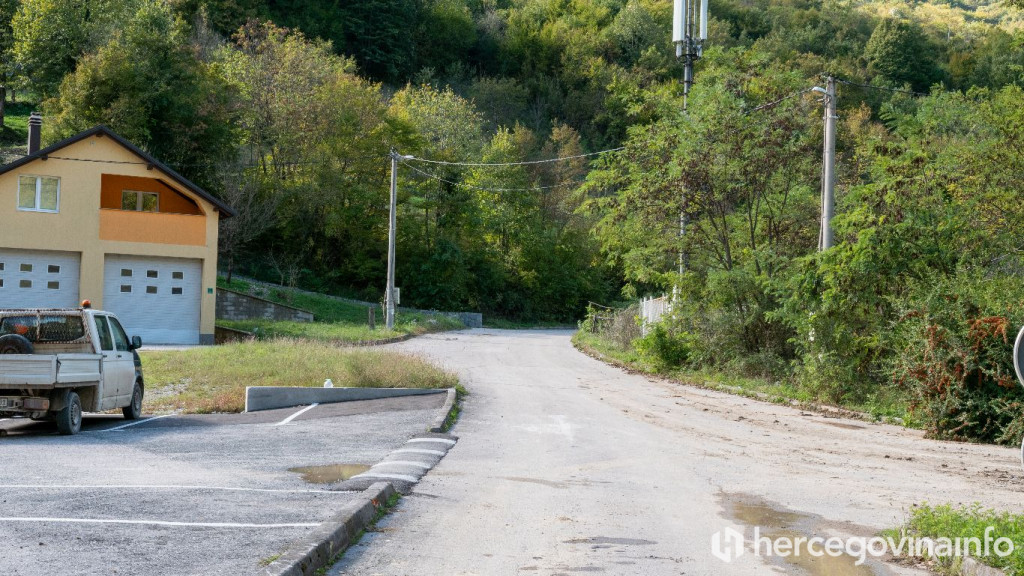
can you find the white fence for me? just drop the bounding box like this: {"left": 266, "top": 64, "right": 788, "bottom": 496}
{"left": 640, "top": 295, "right": 670, "bottom": 334}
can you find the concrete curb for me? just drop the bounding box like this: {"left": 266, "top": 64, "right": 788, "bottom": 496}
{"left": 261, "top": 482, "right": 395, "bottom": 576}
{"left": 428, "top": 388, "right": 458, "bottom": 433}
{"left": 245, "top": 386, "right": 446, "bottom": 412}
{"left": 332, "top": 432, "right": 458, "bottom": 494}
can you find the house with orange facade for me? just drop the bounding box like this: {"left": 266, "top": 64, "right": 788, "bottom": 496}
{"left": 0, "top": 115, "right": 234, "bottom": 344}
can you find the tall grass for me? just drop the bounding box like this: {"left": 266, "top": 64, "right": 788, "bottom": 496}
{"left": 142, "top": 339, "right": 459, "bottom": 413}
{"left": 887, "top": 504, "right": 1024, "bottom": 575}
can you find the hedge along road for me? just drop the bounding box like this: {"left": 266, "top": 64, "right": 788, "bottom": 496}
{"left": 0, "top": 394, "right": 446, "bottom": 576}
{"left": 332, "top": 329, "right": 1022, "bottom": 576}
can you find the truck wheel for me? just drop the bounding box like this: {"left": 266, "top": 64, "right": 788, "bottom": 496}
{"left": 0, "top": 334, "right": 33, "bottom": 354}
{"left": 122, "top": 383, "right": 143, "bottom": 420}
{"left": 56, "top": 392, "right": 82, "bottom": 435}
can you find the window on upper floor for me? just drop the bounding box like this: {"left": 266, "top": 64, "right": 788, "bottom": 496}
{"left": 122, "top": 190, "right": 159, "bottom": 212}
{"left": 18, "top": 175, "right": 60, "bottom": 213}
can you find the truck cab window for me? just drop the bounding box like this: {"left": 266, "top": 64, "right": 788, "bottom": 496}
{"left": 94, "top": 316, "right": 114, "bottom": 351}
{"left": 108, "top": 318, "right": 131, "bottom": 352}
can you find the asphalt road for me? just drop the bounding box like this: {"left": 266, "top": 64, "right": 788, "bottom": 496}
{"left": 332, "top": 329, "right": 1022, "bottom": 576}
{"left": 0, "top": 394, "right": 445, "bottom": 575}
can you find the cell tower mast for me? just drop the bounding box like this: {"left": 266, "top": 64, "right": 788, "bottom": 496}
{"left": 673, "top": 0, "right": 708, "bottom": 112}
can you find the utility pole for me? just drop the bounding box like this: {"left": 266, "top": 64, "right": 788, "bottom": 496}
{"left": 672, "top": 0, "right": 707, "bottom": 280}
{"left": 385, "top": 150, "right": 399, "bottom": 330}
{"left": 678, "top": 211, "right": 686, "bottom": 276}
{"left": 819, "top": 76, "right": 837, "bottom": 251}
{"left": 385, "top": 150, "right": 414, "bottom": 329}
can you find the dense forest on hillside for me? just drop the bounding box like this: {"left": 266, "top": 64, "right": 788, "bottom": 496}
{"left": 2, "top": 0, "right": 1023, "bottom": 442}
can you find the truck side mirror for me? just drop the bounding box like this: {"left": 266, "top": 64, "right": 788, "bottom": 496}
{"left": 131, "top": 335, "right": 142, "bottom": 350}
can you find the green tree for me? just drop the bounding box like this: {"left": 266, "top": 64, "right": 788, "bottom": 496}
{"left": 864, "top": 18, "right": 944, "bottom": 92}
{"left": 44, "top": 0, "right": 236, "bottom": 185}
{"left": 12, "top": 0, "right": 142, "bottom": 97}
{"left": 217, "top": 20, "right": 402, "bottom": 294}
{"left": 582, "top": 51, "right": 820, "bottom": 366}
{"left": 220, "top": 21, "right": 347, "bottom": 179}
{"left": 415, "top": 0, "right": 477, "bottom": 74}
{"left": 0, "top": 0, "right": 17, "bottom": 127}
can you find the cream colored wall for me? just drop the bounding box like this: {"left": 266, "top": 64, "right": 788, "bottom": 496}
{"left": 0, "top": 133, "right": 222, "bottom": 338}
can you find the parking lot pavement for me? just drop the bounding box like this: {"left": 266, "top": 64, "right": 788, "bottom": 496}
{"left": 0, "top": 394, "right": 445, "bottom": 576}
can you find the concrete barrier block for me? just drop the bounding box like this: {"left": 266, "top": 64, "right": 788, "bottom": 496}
{"left": 244, "top": 386, "right": 447, "bottom": 412}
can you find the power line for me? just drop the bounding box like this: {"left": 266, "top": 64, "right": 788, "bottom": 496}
{"left": 402, "top": 147, "right": 625, "bottom": 168}
{"left": 1, "top": 152, "right": 388, "bottom": 169}
{"left": 747, "top": 88, "right": 815, "bottom": 114}
{"left": 400, "top": 161, "right": 585, "bottom": 193}
{"left": 835, "top": 78, "right": 928, "bottom": 97}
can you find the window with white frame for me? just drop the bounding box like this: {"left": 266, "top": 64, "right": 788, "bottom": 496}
{"left": 18, "top": 175, "right": 60, "bottom": 212}
{"left": 121, "top": 190, "right": 159, "bottom": 212}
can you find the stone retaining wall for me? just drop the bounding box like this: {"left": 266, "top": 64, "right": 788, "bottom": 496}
{"left": 216, "top": 289, "right": 314, "bottom": 323}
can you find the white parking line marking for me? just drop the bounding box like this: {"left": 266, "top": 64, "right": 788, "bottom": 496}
{"left": 351, "top": 472, "right": 420, "bottom": 483}
{"left": 371, "top": 461, "right": 432, "bottom": 469}
{"left": 0, "top": 517, "right": 318, "bottom": 528}
{"left": 103, "top": 414, "right": 174, "bottom": 432}
{"left": 274, "top": 404, "right": 319, "bottom": 426}
{"left": 0, "top": 484, "right": 349, "bottom": 495}
{"left": 393, "top": 448, "right": 446, "bottom": 456}
{"left": 407, "top": 438, "right": 456, "bottom": 446}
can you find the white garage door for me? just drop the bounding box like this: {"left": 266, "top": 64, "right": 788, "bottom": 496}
{"left": 0, "top": 248, "right": 81, "bottom": 308}
{"left": 103, "top": 255, "right": 202, "bottom": 345}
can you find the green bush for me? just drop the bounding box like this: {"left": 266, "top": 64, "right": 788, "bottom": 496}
{"left": 889, "top": 503, "right": 1024, "bottom": 574}
{"left": 888, "top": 274, "right": 1024, "bottom": 445}
{"left": 634, "top": 322, "right": 694, "bottom": 372}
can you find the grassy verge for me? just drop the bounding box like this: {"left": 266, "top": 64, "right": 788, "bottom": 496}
{"left": 219, "top": 315, "right": 463, "bottom": 345}
{"left": 217, "top": 275, "right": 465, "bottom": 343}
{"left": 0, "top": 101, "right": 35, "bottom": 147}
{"left": 218, "top": 276, "right": 374, "bottom": 323}
{"left": 141, "top": 339, "right": 459, "bottom": 413}
{"left": 884, "top": 504, "right": 1024, "bottom": 575}
{"left": 217, "top": 276, "right": 466, "bottom": 343}
{"left": 572, "top": 330, "right": 913, "bottom": 424}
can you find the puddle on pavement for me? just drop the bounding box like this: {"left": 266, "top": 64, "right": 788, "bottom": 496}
{"left": 724, "top": 496, "right": 877, "bottom": 576}
{"left": 732, "top": 501, "right": 804, "bottom": 529}
{"left": 288, "top": 463, "right": 370, "bottom": 484}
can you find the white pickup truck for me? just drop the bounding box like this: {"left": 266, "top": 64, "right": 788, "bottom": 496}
{"left": 0, "top": 308, "right": 144, "bottom": 435}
